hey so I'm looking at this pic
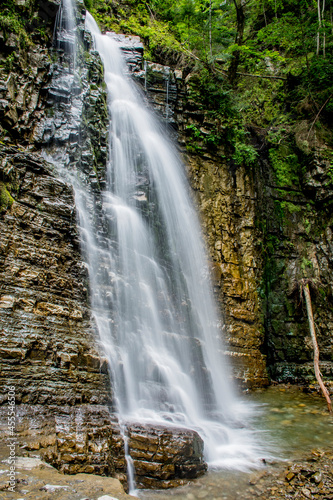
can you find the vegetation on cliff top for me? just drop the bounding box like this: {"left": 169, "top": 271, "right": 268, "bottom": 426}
{"left": 86, "top": 0, "right": 333, "bottom": 175}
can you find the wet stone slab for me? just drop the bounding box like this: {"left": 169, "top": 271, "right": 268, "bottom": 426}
{"left": 126, "top": 423, "right": 207, "bottom": 489}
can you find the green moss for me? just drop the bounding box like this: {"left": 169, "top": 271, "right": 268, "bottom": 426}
{"left": 0, "top": 182, "right": 14, "bottom": 213}
{"left": 280, "top": 201, "right": 302, "bottom": 214}
{"left": 300, "top": 257, "right": 313, "bottom": 271}
{"left": 269, "top": 146, "right": 300, "bottom": 188}
{"left": 0, "top": 13, "right": 31, "bottom": 46}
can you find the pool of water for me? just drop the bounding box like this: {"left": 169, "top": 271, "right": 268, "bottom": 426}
{"left": 252, "top": 385, "right": 332, "bottom": 456}
{"left": 140, "top": 386, "right": 333, "bottom": 500}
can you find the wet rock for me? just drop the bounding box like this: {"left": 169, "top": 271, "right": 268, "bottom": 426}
{"left": 0, "top": 455, "right": 135, "bottom": 500}
{"left": 0, "top": 147, "right": 111, "bottom": 407}
{"left": 127, "top": 423, "right": 207, "bottom": 489}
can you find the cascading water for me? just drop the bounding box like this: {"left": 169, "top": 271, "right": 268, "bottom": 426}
{"left": 83, "top": 11, "right": 266, "bottom": 472}
{"left": 53, "top": 0, "right": 77, "bottom": 69}
{"left": 45, "top": 0, "right": 268, "bottom": 488}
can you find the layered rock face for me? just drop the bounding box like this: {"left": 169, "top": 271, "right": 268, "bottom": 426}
{"left": 0, "top": 147, "right": 111, "bottom": 406}
{"left": 137, "top": 51, "right": 333, "bottom": 389}
{"left": 257, "top": 143, "right": 333, "bottom": 384}
{"left": 0, "top": 404, "right": 206, "bottom": 489}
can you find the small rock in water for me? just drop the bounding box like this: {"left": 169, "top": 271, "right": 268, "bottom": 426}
{"left": 285, "top": 471, "right": 295, "bottom": 481}
{"left": 42, "top": 484, "right": 69, "bottom": 492}
{"left": 97, "top": 496, "right": 119, "bottom": 500}
{"left": 311, "top": 471, "right": 322, "bottom": 483}
{"left": 197, "top": 491, "right": 209, "bottom": 498}
{"left": 186, "top": 494, "right": 195, "bottom": 500}
{"left": 301, "top": 487, "right": 311, "bottom": 498}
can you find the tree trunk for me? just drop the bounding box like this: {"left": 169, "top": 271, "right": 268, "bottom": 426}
{"left": 302, "top": 282, "right": 332, "bottom": 413}
{"left": 263, "top": 1, "right": 267, "bottom": 27}
{"left": 209, "top": 0, "right": 212, "bottom": 59}
{"left": 228, "top": 0, "right": 245, "bottom": 86}
{"left": 317, "top": 0, "right": 322, "bottom": 56}
{"left": 322, "top": 0, "right": 326, "bottom": 57}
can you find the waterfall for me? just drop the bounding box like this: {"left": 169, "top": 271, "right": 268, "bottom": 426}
{"left": 45, "top": 0, "right": 267, "bottom": 484}
{"left": 165, "top": 76, "right": 169, "bottom": 124}
{"left": 83, "top": 12, "right": 264, "bottom": 471}
{"left": 53, "top": 0, "right": 77, "bottom": 69}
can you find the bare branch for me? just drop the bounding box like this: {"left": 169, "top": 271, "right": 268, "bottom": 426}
{"left": 307, "top": 93, "right": 333, "bottom": 140}
{"left": 301, "top": 280, "right": 332, "bottom": 413}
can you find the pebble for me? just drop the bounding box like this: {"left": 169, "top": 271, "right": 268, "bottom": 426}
{"left": 97, "top": 496, "right": 120, "bottom": 500}
{"left": 312, "top": 471, "right": 322, "bottom": 483}
{"left": 301, "top": 487, "right": 312, "bottom": 498}
{"left": 285, "top": 472, "right": 295, "bottom": 481}
{"left": 42, "top": 484, "right": 69, "bottom": 492}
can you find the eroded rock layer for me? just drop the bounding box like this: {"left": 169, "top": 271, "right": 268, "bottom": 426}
{"left": 0, "top": 147, "right": 111, "bottom": 406}
{"left": 127, "top": 423, "right": 207, "bottom": 489}
{"left": 0, "top": 405, "right": 206, "bottom": 489}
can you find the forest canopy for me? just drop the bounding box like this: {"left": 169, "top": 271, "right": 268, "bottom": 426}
{"left": 85, "top": 0, "right": 333, "bottom": 165}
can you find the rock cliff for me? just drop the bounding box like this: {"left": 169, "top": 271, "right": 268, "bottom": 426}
{"left": 0, "top": 0, "right": 332, "bottom": 491}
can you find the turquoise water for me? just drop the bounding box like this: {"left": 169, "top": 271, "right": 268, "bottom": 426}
{"left": 140, "top": 386, "right": 333, "bottom": 500}
{"left": 252, "top": 386, "right": 333, "bottom": 455}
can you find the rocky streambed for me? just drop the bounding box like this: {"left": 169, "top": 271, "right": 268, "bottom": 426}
{"left": 142, "top": 450, "right": 333, "bottom": 500}
{"left": 0, "top": 386, "right": 332, "bottom": 500}
{"left": 1, "top": 449, "right": 333, "bottom": 500}
{"left": 142, "top": 385, "right": 333, "bottom": 500}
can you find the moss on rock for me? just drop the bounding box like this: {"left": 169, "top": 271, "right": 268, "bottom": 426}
{"left": 0, "top": 182, "right": 14, "bottom": 213}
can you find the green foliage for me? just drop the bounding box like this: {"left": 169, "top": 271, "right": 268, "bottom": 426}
{"left": 306, "top": 56, "right": 333, "bottom": 94}
{"left": 269, "top": 147, "right": 300, "bottom": 187}
{"left": 89, "top": 0, "right": 333, "bottom": 179}
{"left": 301, "top": 257, "right": 313, "bottom": 271}
{"left": 232, "top": 141, "right": 258, "bottom": 167}
{"left": 0, "top": 13, "right": 30, "bottom": 46}
{"left": 84, "top": 0, "right": 93, "bottom": 10}
{"left": 280, "top": 201, "right": 302, "bottom": 214}
{"left": 256, "top": 14, "right": 309, "bottom": 56}
{"left": 148, "top": 0, "right": 234, "bottom": 59}
{"left": 0, "top": 183, "right": 14, "bottom": 213}
{"left": 89, "top": 0, "right": 184, "bottom": 60}
{"left": 185, "top": 123, "right": 221, "bottom": 152}
{"left": 187, "top": 69, "right": 233, "bottom": 117}
{"left": 119, "top": 16, "right": 183, "bottom": 59}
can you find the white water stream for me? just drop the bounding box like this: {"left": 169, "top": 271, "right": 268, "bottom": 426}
{"left": 82, "top": 11, "right": 267, "bottom": 473}
{"left": 53, "top": 0, "right": 77, "bottom": 69}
